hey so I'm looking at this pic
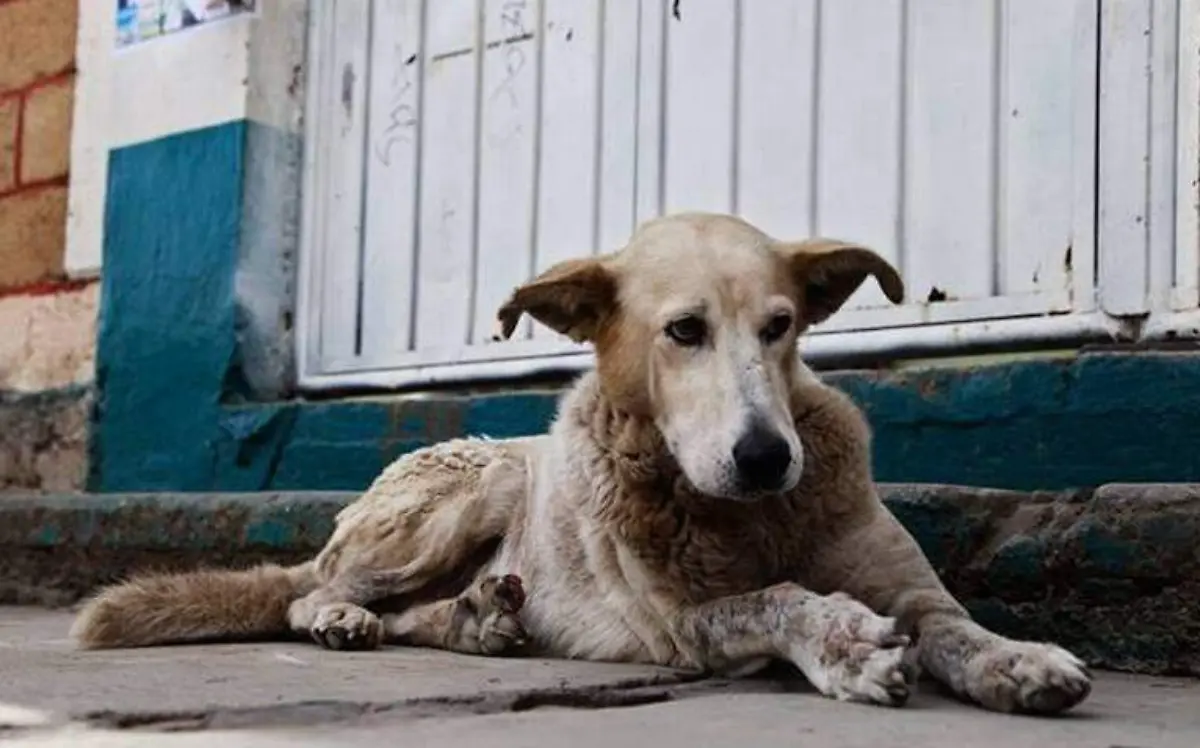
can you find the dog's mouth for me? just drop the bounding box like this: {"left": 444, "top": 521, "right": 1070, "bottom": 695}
{"left": 682, "top": 474, "right": 799, "bottom": 504}
{"left": 724, "top": 477, "right": 801, "bottom": 503}
{"left": 718, "top": 489, "right": 777, "bottom": 503}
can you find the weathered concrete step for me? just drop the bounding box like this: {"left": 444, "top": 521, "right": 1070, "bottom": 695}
{"left": 1, "top": 484, "right": 1197, "bottom": 676}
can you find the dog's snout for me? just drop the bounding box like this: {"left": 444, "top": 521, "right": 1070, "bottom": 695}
{"left": 732, "top": 424, "right": 792, "bottom": 491}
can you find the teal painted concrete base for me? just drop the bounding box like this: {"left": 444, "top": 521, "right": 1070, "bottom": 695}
{"left": 96, "top": 121, "right": 246, "bottom": 491}
{"left": 830, "top": 352, "right": 1200, "bottom": 489}
{"left": 92, "top": 350, "right": 1200, "bottom": 493}
{"left": 95, "top": 122, "right": 1200, "bottom": 493}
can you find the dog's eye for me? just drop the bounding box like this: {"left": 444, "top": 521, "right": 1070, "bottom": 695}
{"left": 761, "top": 313, "right": 793, "bottom": 344}
{"left": 665, "top": 315, "right": 707, "bottom": 346}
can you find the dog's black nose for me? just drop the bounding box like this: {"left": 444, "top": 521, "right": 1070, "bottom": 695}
{"left": 732, "top": 424, "right": 792, "bottom": 491}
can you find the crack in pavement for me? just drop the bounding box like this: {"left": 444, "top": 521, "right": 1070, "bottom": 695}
{"left": 75, "top": 671, "right": 750, "bottom": 734}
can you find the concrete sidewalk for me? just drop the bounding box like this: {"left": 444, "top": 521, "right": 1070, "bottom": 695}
{"left": 1, "top": 608, "right": 1196, "bottom": 747}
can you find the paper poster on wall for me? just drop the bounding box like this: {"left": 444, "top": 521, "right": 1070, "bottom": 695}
{"left": 116, "top": 0, "right": 257, "bottom": 48}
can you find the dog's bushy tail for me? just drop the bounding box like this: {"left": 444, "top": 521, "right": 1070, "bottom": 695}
{"left": 70, "top": 562, "right": 317, "bottom": 649}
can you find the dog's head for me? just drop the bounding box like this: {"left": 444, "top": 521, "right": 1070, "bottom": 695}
{"left": 495, "top": 213, "right": 903, "bottom": 500}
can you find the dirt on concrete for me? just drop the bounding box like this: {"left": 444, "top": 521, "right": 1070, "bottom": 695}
{"left": 0, "top": 388, "right": 89, "bottom": 495}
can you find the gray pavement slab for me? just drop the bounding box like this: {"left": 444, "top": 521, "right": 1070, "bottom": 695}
{"left": 1, "top": 608, "right": 1197, "bottom": 747}
{"left": 0, "top": 607, "right": 684, "bottom": 715}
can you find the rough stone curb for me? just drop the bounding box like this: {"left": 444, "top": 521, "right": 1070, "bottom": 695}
{"left": 0, "top": 492, "right": 354, "bottom": 606}
{"left": 1, "top": 484, "right": 1196, "bottom": 675}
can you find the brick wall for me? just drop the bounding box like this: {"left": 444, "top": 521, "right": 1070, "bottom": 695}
{"left": 0, "top": 0, "right": 93, "bottom": 494}
{"left": 0, "top": 0, "right": 77, "bottom": 290}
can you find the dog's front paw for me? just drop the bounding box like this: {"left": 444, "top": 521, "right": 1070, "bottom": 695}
{"left": 964, "top": 639, "right": 1091, "bottom": 714}
{"left": 791, "top": 592, "right": 914, "bottom": 707}
{"left": 310, "top": 603, "right": 384, "bottom": 651}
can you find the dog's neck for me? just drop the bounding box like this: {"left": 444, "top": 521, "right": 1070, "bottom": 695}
{"left": 562, "top": 371, "right": 681, "bottom": 489}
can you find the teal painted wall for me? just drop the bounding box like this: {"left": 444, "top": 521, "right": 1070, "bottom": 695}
{"left": 94, "top": 122, "right": 246, "bottom": 491}
{"left": 828, "top": 354, "right": 1200, "bottom": 488}
{"left": 93, "top": 123, "right": 1200, "bottom": 493}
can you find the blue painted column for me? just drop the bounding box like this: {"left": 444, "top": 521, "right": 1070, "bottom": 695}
{"left": 94, "top": 123, "right": 248, "bottom": 490}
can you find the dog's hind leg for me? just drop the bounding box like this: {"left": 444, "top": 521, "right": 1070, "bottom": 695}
{"left": 285, "top": 439, "right": 535, "bottom": 653}
{"left": 381, "top": 573, "right": 528, "bottom": 655}
{"left": 287, "top": 542, "right": 528, "bottom": 654}
{"left": 286, "top": 568, "right": 528, "bottom": 655}
{"left": 314, "top": 439, "right": 531, "bottom": 591}
{"left": 286, "top": 572, "right": 387, "bottom": 651}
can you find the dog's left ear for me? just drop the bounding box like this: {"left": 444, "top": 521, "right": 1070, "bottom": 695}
{"left": 494, "top": 257, "right": 617, "bottom": 343}
{"left": 776, "top": 239, "right": 905, "bottom": 326}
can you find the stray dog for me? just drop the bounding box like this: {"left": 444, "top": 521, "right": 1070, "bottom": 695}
{"left": 72, "top": 213, "right": 1091, "bottom": 714}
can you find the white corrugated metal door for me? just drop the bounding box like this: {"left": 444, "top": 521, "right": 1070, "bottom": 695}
{"left": 297, "top": 0, "right": 1200, "bottom": 390}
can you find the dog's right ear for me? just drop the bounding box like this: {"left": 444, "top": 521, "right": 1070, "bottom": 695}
{"left": 776, "top": 239, "right": 905, "bottom": 326}
{"left": 494, "top": 258, "right": 617, "bottom": 343}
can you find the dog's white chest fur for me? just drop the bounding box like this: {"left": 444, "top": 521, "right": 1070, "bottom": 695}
{"left": 488, "top": 410, "right": 693, "bottom": 667}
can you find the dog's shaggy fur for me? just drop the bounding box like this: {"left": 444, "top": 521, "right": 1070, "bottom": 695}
{"left": 72, "top": 213, "right": 1091, "bottom": 713}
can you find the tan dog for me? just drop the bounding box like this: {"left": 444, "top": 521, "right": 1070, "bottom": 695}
{"left": 72, "top": 213, "right": 1091, "bottom": 714}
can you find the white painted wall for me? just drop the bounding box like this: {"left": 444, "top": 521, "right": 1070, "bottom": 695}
{"left": 65, "top": 2, "right": 296, "bottom": 276}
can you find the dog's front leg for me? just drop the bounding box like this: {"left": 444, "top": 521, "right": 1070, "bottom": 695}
{"left": 675, "top": 583, "right": 911, "bottom": 706}
{"left": 806, "top": 507, "right": 1092, "bottom": 714}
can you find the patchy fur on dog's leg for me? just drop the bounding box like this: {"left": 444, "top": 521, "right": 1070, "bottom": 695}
{"left": 676, "top": 583, "right": 910, "bottom": 707}
{"left": 382, "top": 574, "right": 527, "bottom": 656}
{"left": 316, "top": 442, "right": 529, "bottom": 588}
{"left": 807, "top": 508, "right": 1092, "bottom": 714}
